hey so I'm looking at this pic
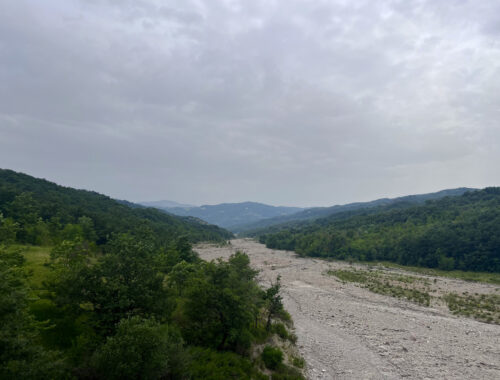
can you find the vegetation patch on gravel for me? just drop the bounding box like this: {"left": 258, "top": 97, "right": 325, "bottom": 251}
{"left": 443, "top": 292, "right": 500, "bottom": 324}
{"left": 328, "top": 267, "right": 500, "bottom": 324}
{"left": 375, "top": 261, "right": 500, "bottom": 285}
{"left": 328, "top": 268, "right": 432, "bottom": 306}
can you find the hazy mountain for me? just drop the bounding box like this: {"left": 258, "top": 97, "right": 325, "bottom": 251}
{"left": 236, "top": 188, "right": 477, "bottom": 234}
{"left": 140, "top": 200, "right": 195, "bottom": 208}
{"left": 142, "top": 201, "right": 304, "bottom": 230}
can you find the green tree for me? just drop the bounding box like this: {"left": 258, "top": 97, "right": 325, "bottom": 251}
{"left": 0, "top": 247, "right": 67, "bottom": 379}
{"left": 91, "top": 317, "right": 188, "bottom": 380}
{"left": 265, "top": 275, "right": 283, "bottom": 331}
{"left": 182, "top": 253, "right": 260, "bottom": 352}
{"left": 0, "top": 213, "right": 19, "bottom": 244}
{"left": 49, "top": 234, "right": 172, "bottom": 337}
{"left": 176, "top": 236, "right": 198, "bottom": 263}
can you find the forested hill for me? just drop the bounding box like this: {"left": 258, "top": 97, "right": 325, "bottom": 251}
{"left": 143, "top": 201, "right": 304, "bottom": 230}
{"left": 0, "top": 169, "right": 303, "bottom": 378}
{"left": 236, "top": 188, "right": 474, "bottom": 233}
{"left": 0, "top": 168, "right": 232, "bottom": 245}
{"left": 258, "top": 188, "right": 500, "bottom": 272}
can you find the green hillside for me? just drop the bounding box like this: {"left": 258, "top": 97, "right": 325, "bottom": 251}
{"left": 0, "top": 169, "right": 303, "bottom": 379}
{"left": 258, "top": 188, "right": 500, "bottom": 272}
{"left": 0, "top": 169, "right": 232, "bottom": 246}
{"left": 237, "top": 188, "right": 474, "bottom": 234}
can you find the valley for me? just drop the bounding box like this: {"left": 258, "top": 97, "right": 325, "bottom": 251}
{"left": 196, "top": 239, "right": 500, "bottom": 380}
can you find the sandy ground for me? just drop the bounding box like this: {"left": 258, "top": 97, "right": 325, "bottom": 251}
{"left": 195, "top": 239, "right": 500, "bottom": 380}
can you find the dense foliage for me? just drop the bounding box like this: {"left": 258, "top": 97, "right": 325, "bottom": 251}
{"left": 259, "top": 188, "right": 500, "bottom": 272}
{"left": 0, "top": 248, "right": 66, "bottom": 379}
{"left": 2, "top": 239, "right": 293, "bottom": 378}
{"left": 0, "top": 169, "right": 232, "bottom": 246}
{"left": 0, "top": 169, "right": 302, "bottom": 379}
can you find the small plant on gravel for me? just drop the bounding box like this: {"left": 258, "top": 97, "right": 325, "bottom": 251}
{"left": 273, "top": 322, "right": 289, "bottom": 340}
{"left": 278, "top": 309, "right": 293, "bottom": 324}
{"left": 271, "top": 322, "right": 297, "bottom": 343}
{"left": 287, "top": 332, "right": 298, "bottom": 344}
{"left": 291, "top": 356, "right": 305, "bottom": 368}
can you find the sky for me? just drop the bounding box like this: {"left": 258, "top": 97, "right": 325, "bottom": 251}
{"left": 1, "top": 0, "right": 499, "bottom": 207}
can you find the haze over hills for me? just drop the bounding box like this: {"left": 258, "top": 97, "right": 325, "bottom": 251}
{"left": 140, "top": 200, "right": 196, "bottom": 209}
{"left": 140, "top": 201, "right": 304, "bottom": 230}
{"left": 235, "top": 187, "right": 476, "bottom": 233}
{"left": 140, "top": 188, "right": 476, "bottom": 233}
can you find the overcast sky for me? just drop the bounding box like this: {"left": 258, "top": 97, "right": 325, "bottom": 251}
{"left": 1, "top": 0, "right": 499, "bottom": 207}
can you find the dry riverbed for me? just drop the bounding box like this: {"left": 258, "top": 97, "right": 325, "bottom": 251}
{"left": 195, "top": 239, "right": 500, "bottom": 380}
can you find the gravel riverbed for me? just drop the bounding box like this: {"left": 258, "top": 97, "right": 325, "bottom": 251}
{"left": 195, "top": 239, "right": 500, "bottom": 380}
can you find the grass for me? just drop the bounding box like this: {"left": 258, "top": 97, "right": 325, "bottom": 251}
{"left": 328, "top": 267, "right": 500, "bottom": 324}
{"left": 18, "top": 245, "right": 52, "bottom": 290}
{"left": 443, "top": 293, "right": 500, "bottom": 324}
{"left": 1, "top": 244, "right": 52, "bottom": 290}
{"left": 375, "top": 261, "right": 500, "bottom": 285}
{"left": 328, "top": 268, "right": 431, "bottom": 306}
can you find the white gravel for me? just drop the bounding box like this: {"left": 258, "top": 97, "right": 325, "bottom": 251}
{"left": 195, "top": 239, "right": 500, "bottom": 380}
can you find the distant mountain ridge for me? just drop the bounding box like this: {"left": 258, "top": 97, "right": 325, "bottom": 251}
{"left": 140, "top": 201, "right": 304, "bottom": 230}
{"left": 236, "top": 188, "right": 477, "bottom": 234}
{"left": 140, "top": 200, "right": 195, "bottom": 208}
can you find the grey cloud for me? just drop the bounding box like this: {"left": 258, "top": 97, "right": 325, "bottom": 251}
{"left": 0, "top": 0, "right": 499, "bottom": 206}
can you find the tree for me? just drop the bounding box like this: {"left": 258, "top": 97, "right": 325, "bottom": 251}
{"left": 0, "top": 213, "right": 19, "bottom": 245}
{"left": 181, "top": 253, "right": 260, "bottom": 353}
{"left": 48, "top": 234, "right": 172, "bottom": 337}
{"left": 0, "top": 247, "right": 67, "bottom": 379}
{"left": 176, "top": 236, "right": 198, "bottom": 263}
{"left": 90, "top": 317, "right": 188, "bottom": 380}
{"left": 265, "top": 275, "right": 283, "bottom": 331}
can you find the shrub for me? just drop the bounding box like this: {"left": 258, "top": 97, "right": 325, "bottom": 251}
{"left": 291, "top": 356, "right": 305, "bottom": 368}
{"left": 189, "top": 348, "right": 266, "bottom": 380}
{"left": 271, "top": 365, "right": 305, "bottom": 380}
{"left": 262, "top": 346, "right": 283, "bottom": 370}
{"left": 273, "top": 322, "right": 289, "bottom": 340}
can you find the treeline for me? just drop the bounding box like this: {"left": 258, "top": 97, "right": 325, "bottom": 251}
{"left": 236, "top": 188, "right": 473, "bottom": 234}
{"left": 0, "top": 169, "right": 233, "bottom": 246}
{"left": 259, "top": 188, "right": 500, "bottom": 272}
{"left": 0, "top": 170, "right": 303, "bottom": 379}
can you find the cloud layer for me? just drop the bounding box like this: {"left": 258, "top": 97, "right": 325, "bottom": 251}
{"left": 1, "top": 0, "right": 499, "bottom": 206}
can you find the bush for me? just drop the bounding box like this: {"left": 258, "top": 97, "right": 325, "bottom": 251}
{"left": 261, "top": 346, "right": 283, "bottom": 370}
{"left": 278, "top": 309, "right": 292, "bottom": 323}
{"left": 291, "top": 356, "right": 305, "bottom": 368}
{"left": 273, "top": 322, "right": 289, "bottom": 340}
{"left": 189, "top": 348, "right": 266, "bottom": 380}
{"left": 271, "top": 364, "right": 305, "bottom": 380}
